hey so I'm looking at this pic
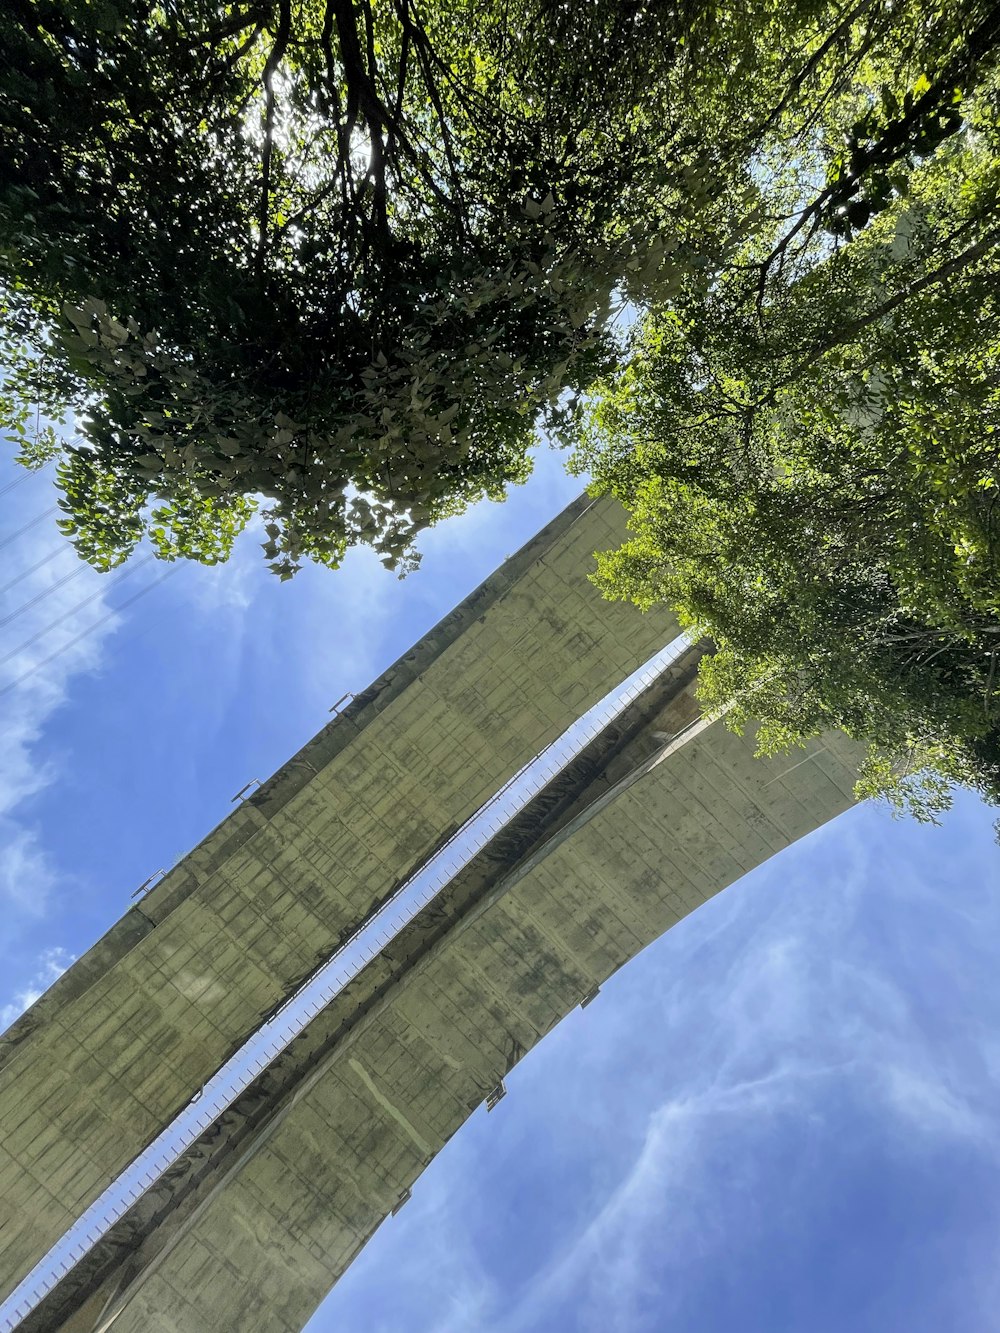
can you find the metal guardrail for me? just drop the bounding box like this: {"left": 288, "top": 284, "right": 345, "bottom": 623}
{"left": 130, "top": 869, "right": 165, "bottom": 900}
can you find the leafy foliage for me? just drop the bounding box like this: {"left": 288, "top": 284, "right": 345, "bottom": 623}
{"left": 8, "top": 2, "right": 1000, "bottom": 821}
{"left": 574, "top": 0, "right": 1000, "bottom": 819}
{"left": 2, "top": 0, "right": 789, "bottom": 575}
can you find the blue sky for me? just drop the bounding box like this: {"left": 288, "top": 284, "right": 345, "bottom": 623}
{"left": 1, "top": 447, "right": 999, "bottom": 1332}
{"left": 316, "top": 792, "right": 1000, "bottom": 1333}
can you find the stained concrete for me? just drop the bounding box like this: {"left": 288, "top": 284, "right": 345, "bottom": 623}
{"left": 0, "top": 495, "right": 678, "bottom": 1300}
{"left": 26, "top": 653, "right": 860, "bottom": 1332}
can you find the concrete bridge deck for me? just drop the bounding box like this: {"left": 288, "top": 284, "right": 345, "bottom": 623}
{"left": 22, "top": 651, "right": 860, "bottom": 1331}
{"left": 0, "top": 496, "right": 677, "bottom": 1301}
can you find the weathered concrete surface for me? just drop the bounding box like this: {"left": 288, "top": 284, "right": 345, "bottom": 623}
{"left": 34, "top": 666, "right": 859, "bottom": 1332}
{"left": 20, "top": 647, "right": 706, "bottom": 1333}
{"left": 0, "top": 495, "right": 677, "bottom": 1299}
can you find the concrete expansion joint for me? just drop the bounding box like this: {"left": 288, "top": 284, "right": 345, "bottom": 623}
{"left": 131, "top": 906, "right": 156, "bottom": 931}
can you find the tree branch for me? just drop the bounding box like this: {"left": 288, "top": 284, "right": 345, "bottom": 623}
{"left": 757, "top": 2, "right": 1000, "bottom": 298}
{"left": 772, "top": 227, "right": 1000, "bottom": 391}
{"left": 256, "top": 0, "right": 292, "bottom": 275}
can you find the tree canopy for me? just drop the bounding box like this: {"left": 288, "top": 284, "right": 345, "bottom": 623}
{"left": 5, "top": 0, "right": 1000, "bottom": 814}
{"left": 1, "top": 0, "right": 758, "bottom": 574}
{"left": 574, "top": 0, "right": 1000, "bottom": 819}
{"left": 9, "top": 0, "right": 981, "bottom": 575}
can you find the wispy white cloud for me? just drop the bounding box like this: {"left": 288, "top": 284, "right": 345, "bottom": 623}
{"left": 480, "top": 814, "right": 1000, "bottom": 1333}
{"left": 315, "top": 800, "right": 1000, "bottom": 1333}
{"left": 0, "top": 821, "right": 56, "bottom": 920}
{"left": 0, "top": 557, "right": 118, "bottom": 819}
{"left": 296, "top": 546, "right": 398, "bottom": 709}
{"left": 388, "top": 1175, "right": 499, "bottom": 1333}
{"left": 489, "top": 1074, "right": 806, "bottom": 1333}
{"left": 183, "top": 511, "right": 268, "bottom": 617}
{"left": 878, "top": 1063, "right": 993, "bottom": 1145}
{"left": 0, "top": 944, "right": 73, "bottom": 1030}
{"left": 0, "top": 469, "right": 119, "bottom": 988}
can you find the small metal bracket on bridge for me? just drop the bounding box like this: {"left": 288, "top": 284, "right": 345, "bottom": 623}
{"left": 230, "top": 777, "right": 262, "bottom": 804}
{"left": 485, "top": 1080, "right": 507, "bottom": 1112}
{"left": 391, "top": 1187, "right": 411, "bottom": 1217}
{"left": 131, "top": 868, "right": 166, "bottom": 900}
{"left": 328, "top": 691, "right": 355, "bottom": 716}
{"left": 580, "top": 985, "right": 601, "bottom": 1010}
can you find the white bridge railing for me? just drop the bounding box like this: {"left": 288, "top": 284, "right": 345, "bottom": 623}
{"left": 1, "top": 633, "right": 692, "bottom": 1330}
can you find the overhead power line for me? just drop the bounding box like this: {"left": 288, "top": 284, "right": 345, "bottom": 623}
{"left": 0, "top": 565, "right": 177, "bottom": 700}
{"left": 0, "top": 561, "right": 89, "bottom": 632}
{"left": 0, "top": 506, "right": 59, "bottom": 551}
{"left": 0, "top": 469, "right": 35, "bottom": 500}
{"left": 0, "top": 553, "right": 155, "bottom": 671}
{"left": 0, "top": 545, "right": 68, "bottom": 599}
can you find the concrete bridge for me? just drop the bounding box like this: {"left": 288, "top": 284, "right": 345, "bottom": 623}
{"left": 0, "top": 497, "right": 859, "bottom": 1330}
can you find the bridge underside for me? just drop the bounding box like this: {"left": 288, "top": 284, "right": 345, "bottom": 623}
{"left": 24, "top": 648, "right": 860, "bottom": 1332}
{"left": 0, "top": 496, "right": 678, "bottom": 1298}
